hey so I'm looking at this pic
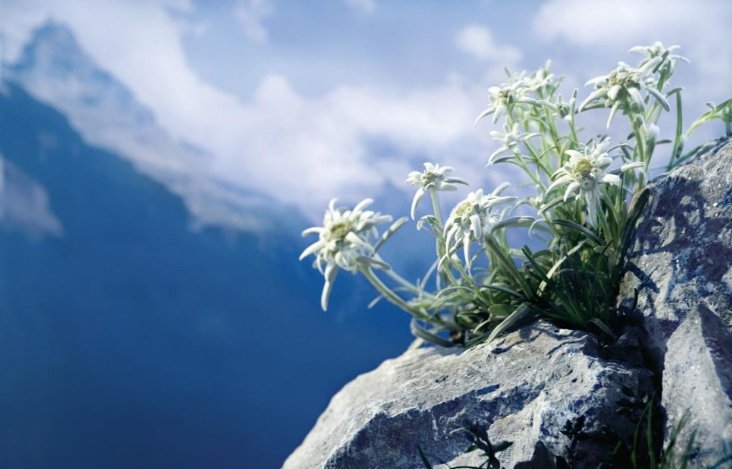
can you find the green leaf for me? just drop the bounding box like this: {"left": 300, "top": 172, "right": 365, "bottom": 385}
{"left": 552, "top": 219, "right": 604, "bottom": 245}
{"left": 483, "top": 236, "right": 535, "bottom": 300}
{"left": 488, "top": 303, "right": 515, "bottom": 318}
{"left": 410, "top": 319, "right": 454, "bottom": 348}
{"left": 538, "top": 196, "right": 565, "bottom": 215}
{"left": 490, "top": 216, "right": 536, "bottom": 232}
{"left": 522, "top": 246, "right": 551, "bottom": 284}
{"left": 619, "top": 187, "right": 651, "bottom": 262}
{"left": 480, "top": 284, "right": 525, "bottom": 300}
{"left": 374, "top": 217, "right": 408, "bottom": 252}
{"left": 670, "top": 91, "right": 684, "bottom": 169}
{"left": 539, "top": 240, "right": 586, "bottom": 293}
{"left": 491, "top": 441, "right": 513, "bottom": 452}
{"left": 367, "top": 294, "right": 384, "bottom": 309}
{"left": 589, "top": 318, "right": 617, "bottom": 340}
{"left": 647, "top": 86, "right": 670, "bottom": 111}
{"left": 485, "top": 303, "right": 537, "bottom": 343}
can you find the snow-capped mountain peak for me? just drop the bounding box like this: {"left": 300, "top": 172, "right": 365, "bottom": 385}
{"left": 5, "top": 20, "right": 302, "bottom": 234}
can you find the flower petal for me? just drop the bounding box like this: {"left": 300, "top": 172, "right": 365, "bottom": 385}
{"left": 320, "top": 264, "right": 340, "bottom": 310}
{"left": 410, "top": 188, "right": 425, "bottom": 220}
{"left": 353, "top": 198, "right": 374, "bottom": 214}
{"left": 563, "top": 182, "right": 581, "bottom": 202}
{"left": 299, "top": 241, "right": 325, "bottom": 260}
{"left": 547, "top": 175, "right": 571, "bottom": 194}
{"left": 620, "top": 161, "right": 644, "bottom": 172}
{"left": 602, "top": 174, "right": 621, "bottom": 185}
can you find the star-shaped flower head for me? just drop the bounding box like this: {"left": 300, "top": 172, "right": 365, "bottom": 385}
{"left": 488, "top": 123, "right": 541, "bottom": 165}
{"left": 630, "top": 41, "right": 688, "bottom": 77}
{"left": 475, "top": 70, "right": 540, "bottom": 125}
{"left": 443, "top": 184, "right": 516, "bottom": 266}
{"left": 528, "top": 62, "right": 562, "bottom": 97}
{"left": 300, "top": 198, "right": 392, "bottom": 310}
{"left": 546, "top": 139, "right": 640, "bottom": 227}
{"left": 580, "top": 59, "right": 667, "bottom": 127}
{"left": 406, "top": 163, "right": 468, "bottom": 219}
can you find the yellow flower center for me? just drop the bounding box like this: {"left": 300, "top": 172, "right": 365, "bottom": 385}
{"left": 422, "top": 171, "right": 438, "bottom": 184}
{"left": 328, "top": 221, "right": 352, "bottom": 241}
{"left": 573, "top": 158, "right": 594, "bottom": 178}
{"left": 607, "top": 69, "right": 640, "bottom": 90}
{"left": 452, "top": 200, "right": 474, "bottom": 219}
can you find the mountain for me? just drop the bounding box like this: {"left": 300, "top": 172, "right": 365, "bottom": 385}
{"left": 0, "top": 24, "right": 413, "bottom": 469}
{"left": 6, "top": 21, "right": 298, "bottom": 234}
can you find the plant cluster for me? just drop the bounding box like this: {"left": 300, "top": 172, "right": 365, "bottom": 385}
{"left": 300, "top": 42, "right": 732, "bottom": 346}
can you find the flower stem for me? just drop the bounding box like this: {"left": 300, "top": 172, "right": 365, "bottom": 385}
{"left": 361, "top": 267, "right": 426, "bottom": 319}
{"left": 429, "top": 190, "right": 443, "bottom": 226}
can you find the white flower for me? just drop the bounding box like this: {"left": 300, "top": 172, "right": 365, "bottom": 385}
{"left": 529, "top": 63, "right": 561, "bottom": 96}
{"left": 546, "top": 140, "right": 639, "bottom": 227}
{"left": 406, "top": 163, "right": 467, "bottom": 219}
{"left": 630, "top": 42, "right": 688, "bottom": 74}
{"left": 580, "top": 59, "right": 667, "bottom": 127}
{"left": 300, "top": 198, "right": 392, "bottom": 310}
{"left": 476, "top": 71, "right": 539, "bottom": 124}
{"left": 443, "top": 184, "right": 516, "bottom": 265}
{"left": 488, "top": 123, "right": 540, "bottom": 165}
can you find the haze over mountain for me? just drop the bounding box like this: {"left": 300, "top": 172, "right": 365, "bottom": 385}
{"left": 0, "top": 23, "right": 413, "bottom": 468}
{"left": 6, "top": 21, "right": 304, "bottom": 234}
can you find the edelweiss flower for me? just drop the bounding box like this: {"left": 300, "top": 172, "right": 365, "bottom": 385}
{"left": 488, "top": 123, "right": 540, "bottom": 165}
{"left": 580, "top": 59, "right": 667, "bottom": 127}
{"left": 630, "top": 42, "right": 688, "bottom": 75}
{"left": 476, "top": 71, "right": 539, "bottom": 124}
{"left": 546, "top": 140, "right": 638, "bottom": 227}
{"left": 406, "top": 163, "right": 467, "bottom": 219}
{"left": 300, "top": 198, "right": 392, "bottom": 310}
{"left": 444, "top": 184, "right": 516, "bottom": 265}
{"left": 529, "top": 63, "right": 561, "bottom": 96}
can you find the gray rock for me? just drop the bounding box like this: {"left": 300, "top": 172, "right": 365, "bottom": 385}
{"left": 618, "top": 139, "right": 732, "bottom": 466}
{"left": 284, "top": 322, "right": 652, "bottom": 468}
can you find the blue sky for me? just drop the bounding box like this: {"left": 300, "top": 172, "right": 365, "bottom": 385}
{"left": 2, "top": 0, "right": 731, "bottom": 222}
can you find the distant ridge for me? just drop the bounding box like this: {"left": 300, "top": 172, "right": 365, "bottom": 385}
{"left": 6, "top": 21, "right": 302, "bottom": 234}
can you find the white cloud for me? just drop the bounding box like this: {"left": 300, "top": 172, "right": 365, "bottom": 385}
{"left": 15, "top": 0, "right": 727, "bottom": 227}
{"left": 234, "top": 0, "right": 274, "bottom": 43}
{"left": 213, "top": 74, "right": 490, "bottom": 219}
{"left": 533, "top": 0, "right": 732, "bottom": 102}
{"left": 535, "top": 0, "right": 700, "bottom": 46}
{"left": 455, "top": 24, "right": 522, "bottom": 64}
{"left": 0, "top": 155, "right": 63, "bottom": 239}
{"left": 343, "top": 0, "right": 376, "bottom": 14}
{"left": 0, "top": 0, "right": 503, "bottom": 221}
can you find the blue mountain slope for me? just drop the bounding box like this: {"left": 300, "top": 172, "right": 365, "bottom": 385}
{"left": 0, "top": 84, "right": 411, "bottom": 468}
{"left": 7, "top": 21, "right": 302, "bottom": 234}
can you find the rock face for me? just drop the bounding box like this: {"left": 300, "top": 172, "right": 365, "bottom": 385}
{"left": 284, "top": 322, "right": 652, "bottom": 468}
{"left": 618, "top": 139, "right": 732, "bottom": 466}
{"left": 286, "top": 140, "right": 732, "bottom": 468}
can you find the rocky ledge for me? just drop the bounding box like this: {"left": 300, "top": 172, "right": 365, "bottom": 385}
{"left": 284, "top": 322, "right": 651, "bottom": 468}
{"left": 286, "top": 139, "right": 732, "bottom": 468}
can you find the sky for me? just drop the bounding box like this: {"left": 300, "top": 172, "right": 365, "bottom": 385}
{"left": 1, "top": 0, "right": 731, "bottom": 222}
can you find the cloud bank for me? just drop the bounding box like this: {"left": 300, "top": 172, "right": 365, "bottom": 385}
{"left": 2, "top": 0, "right": 730, "bottom": 222}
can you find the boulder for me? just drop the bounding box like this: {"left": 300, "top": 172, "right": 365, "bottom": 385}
{"left": 618, "top": 139, "right": 732, "bottom": 466}
{"left": 284, "top": 322, "right": 652, "bottom": 468}
{"left": 286, "top": 140, "right": 732, "bottom": 468}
